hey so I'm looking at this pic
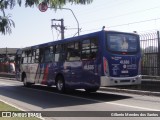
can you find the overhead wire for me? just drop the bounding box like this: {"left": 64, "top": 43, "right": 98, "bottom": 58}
{"left": 81, "top": 5, "right": 160, "bottom": 25}
{"left": 81, "top": 17, "right": 160, "bottom": 33}
{"left": 77, "top": 0, "right": 132, "bottom": 16}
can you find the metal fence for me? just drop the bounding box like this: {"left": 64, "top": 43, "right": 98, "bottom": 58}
{"left": 140, "top": 31, "right": 160, "bottom": 76}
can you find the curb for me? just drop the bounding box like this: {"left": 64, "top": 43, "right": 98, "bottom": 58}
{"left": 99, "top": 87, "right": 160, "bottom": 97}
{"left": 0, "top": 77, "right": 16, "bottom": 80}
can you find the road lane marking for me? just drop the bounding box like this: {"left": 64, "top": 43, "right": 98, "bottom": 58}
{"left": 1, "top": 79, "right": 160, "bottom": 111}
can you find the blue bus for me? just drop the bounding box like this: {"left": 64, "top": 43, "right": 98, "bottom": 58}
{"left": 16, "top": 30, "right": 141, "bottom": 92}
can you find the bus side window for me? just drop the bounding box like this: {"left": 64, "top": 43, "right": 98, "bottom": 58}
{"left": 81, "top": 38, "right": 98, "bottom": 60}
{"left": 50, "top": 46, "right": 55, "bottom": 62}
{"left": 81, "top": 39, "right": 91, "bottom": 60}
{"left": 55, "top": 45, "right": 60, "bottom": 62}
{"left": 90, "top": 49, "right": 98, "bottom": 59}
{"left": 35, "top": 49, "right": 39, "bottom": 63}
{"left": 44, "top": 47, "right": 54, "bottom": 63}
{"left": 31, "top": 50, "right": 35, "bottom": 63}
{"left": 22, "top": 51, "right": 27, "bottom": 64}
{"left": 54, "top": 44, "right": 66, "bottom": 62}
{"left": 66, "top": 42, "right": 81, "bottom": 61}
{"left": 27, "top": 50, "right": 32, "bottom": 64}
{"left": 55, "top": 44, "right": 61, "bottom": 53}
{"left": 60, "top": 44, "right": 67, "bottom": 62}
{"left": 39, "top": 48, "right": 44, "bottom": 63}
{"left": 90, "top": 38, "right": 98, "bottom": 59}
{"left": 55, "top": 53, "right": 59, "bottom": 62}
{"left": 67, "top": 49, "right": 80, "bottom": 61}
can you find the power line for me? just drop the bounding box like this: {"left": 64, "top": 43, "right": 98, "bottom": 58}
{"left": 81, "top": 17, "right": 160, "bottom": 33}
{"left": 81, "top": 5, "right": 160, "bottom": 25}
{"left": 107, "top": 18, "right": 160, "bottom": 28}
{"left": 77, "top": 0, "right": 132, "bottom": 16}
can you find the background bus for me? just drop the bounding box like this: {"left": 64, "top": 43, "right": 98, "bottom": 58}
{"left": 0, "top": 57, "right": 15, "bottom": 74}
{"left": 16, "top": 30, "right": 141, "bottom": 92}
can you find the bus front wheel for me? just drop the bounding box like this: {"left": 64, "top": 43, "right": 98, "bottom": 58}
{"left": 56, "top": 76, "right": 65, "bottom": 93}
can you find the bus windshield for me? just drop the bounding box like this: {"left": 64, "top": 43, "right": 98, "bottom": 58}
{"left": 106, "top": 33, "right": 139, "bottom": 53}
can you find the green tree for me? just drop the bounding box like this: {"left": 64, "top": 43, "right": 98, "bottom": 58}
{"left": 0, "top": 0, "right": 93, "bottom": 35}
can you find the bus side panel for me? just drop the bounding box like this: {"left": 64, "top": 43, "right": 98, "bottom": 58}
{"left": 21, "top": 63, "right": 38, "bottom": 83}
{"left": 36, "top": 62, "right": 67, "bottom": 86}
{"left": 62, "top": 60, "right": 101, "bottom": 90}
{"left": 63, "top": 61, "right": 83, "bottom": 89}
{"left": 34, "top": 63, "right": 56, "bottom": 85}
{"left": 81, "top": 60, "right": 100, "bottom": 89}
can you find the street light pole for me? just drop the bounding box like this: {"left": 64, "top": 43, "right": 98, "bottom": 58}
{"left": 60, "top": 8, "right": 80, "bottom": 36}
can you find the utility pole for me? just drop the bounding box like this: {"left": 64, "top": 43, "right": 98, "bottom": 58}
{"left": 61, "top": 19, "right": 65, "bottom": 40}
{"left": 51, "top": 19, "right": 65, "bottom": 40}
{"left": 38, "top": 2, "right": 80, "bottom": 37}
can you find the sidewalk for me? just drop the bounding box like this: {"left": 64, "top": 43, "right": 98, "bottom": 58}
{"left": 99, "top": 87, "right": 160, "bottom": 97}
{"left": 100, "top": 79, "right": 160, "bottom": 96}
{"left": 0, "top": 73, "right": 15, "bottom": 78}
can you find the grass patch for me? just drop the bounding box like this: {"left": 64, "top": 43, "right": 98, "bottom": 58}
{"left": 0, "top": 101, "right": 41, "bottom": 120}
{"left": 0, "top": 101, "right": 20, "bottom": 111}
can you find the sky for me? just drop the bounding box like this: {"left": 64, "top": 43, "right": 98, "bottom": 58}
{"left": 1, "top": 0, "right": 160, "bottom": 48}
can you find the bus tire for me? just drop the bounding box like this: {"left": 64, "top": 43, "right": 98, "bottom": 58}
{"left": 85, "top": 87, "right": 99, "bottom": 93}
{"left": 56, "top": 75, "right": 65, "bottom": 93}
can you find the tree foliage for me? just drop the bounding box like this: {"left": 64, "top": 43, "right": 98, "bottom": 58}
{"left": 0, "top": 0, "right": 93, "bottom": 35}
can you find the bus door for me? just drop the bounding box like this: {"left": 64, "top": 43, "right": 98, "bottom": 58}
{"left": 35, "top": 48, "right": 53, "bottom": 85}
{"left": 27, "top": 49, "right": 39, "bottom": 83}
{"left": 81, "top": 38, "right": 99, "bottom": 88}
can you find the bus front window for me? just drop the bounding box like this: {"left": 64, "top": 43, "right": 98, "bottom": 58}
{"left": 106, "top": 33, "right": 139, "bottom": 54}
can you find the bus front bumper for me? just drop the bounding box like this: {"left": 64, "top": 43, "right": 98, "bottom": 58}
{"left": 100, "top": 75, "right": 141, "bottom": 87}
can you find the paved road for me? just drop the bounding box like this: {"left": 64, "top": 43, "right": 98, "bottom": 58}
{"left": 0, "top": 79, "right": 160, "bottom": 120}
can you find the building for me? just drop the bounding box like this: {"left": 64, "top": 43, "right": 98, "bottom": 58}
{"left": 0, "top": 48, "right": 18, "bottom": 62}
{"left": 0, "top": 48, "right": 18, "bottom": 57}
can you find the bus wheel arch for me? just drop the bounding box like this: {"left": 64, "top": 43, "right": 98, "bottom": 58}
{"left": 55, "top": 74, "right": 65, "bottom": 93}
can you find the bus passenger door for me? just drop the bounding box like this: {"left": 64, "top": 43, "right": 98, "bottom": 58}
{"left": 81, "top": 38, "right": 99, "bottom": 89}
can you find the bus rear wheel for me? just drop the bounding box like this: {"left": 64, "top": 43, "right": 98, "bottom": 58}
{"left": 56, "top": 76, "right": 65, "bottom": 93}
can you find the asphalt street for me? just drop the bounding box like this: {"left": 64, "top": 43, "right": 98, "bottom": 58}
{"left": 0, "top": 78, "right": 160, "bottom": 120}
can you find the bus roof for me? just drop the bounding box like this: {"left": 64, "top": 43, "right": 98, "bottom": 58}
{"left": 31, "top": 30, "right": 102, "bottom": 49}
{"left": 23, "top": 30, "right": 138, "bottom": 50}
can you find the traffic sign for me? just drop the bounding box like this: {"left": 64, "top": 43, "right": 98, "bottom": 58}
{"left": 38, "top": 2, "right": 48, "bottom": 12}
